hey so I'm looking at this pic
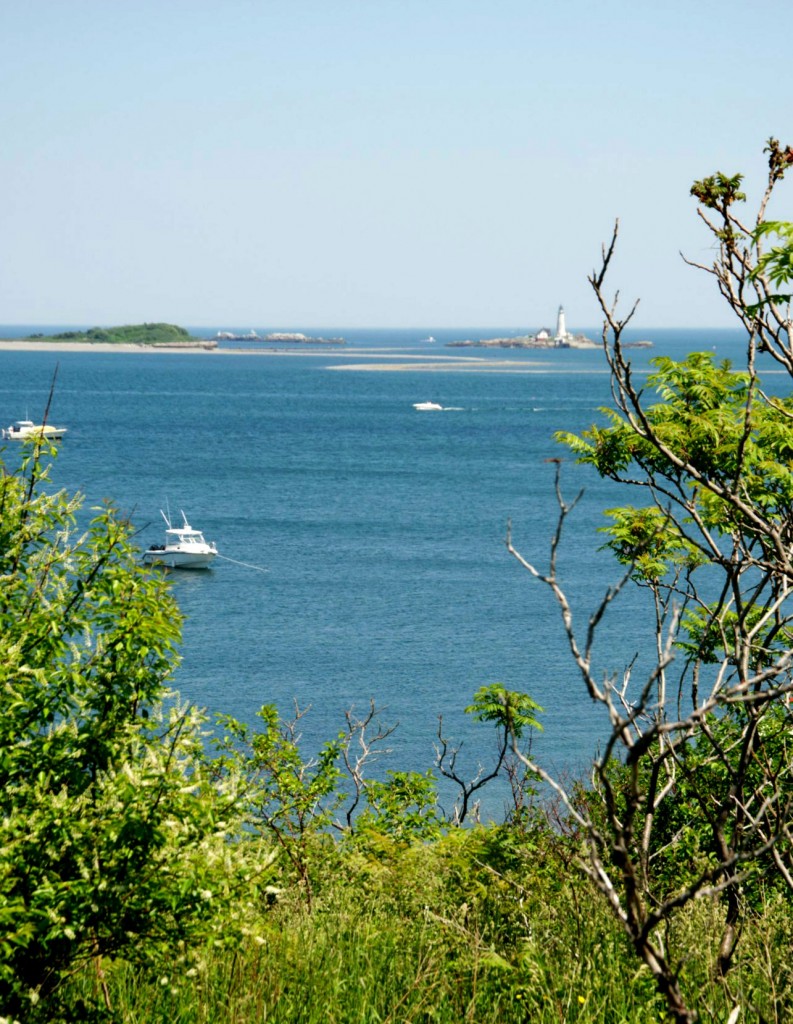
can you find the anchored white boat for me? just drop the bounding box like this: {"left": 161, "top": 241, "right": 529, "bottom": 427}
{"left": 143, "top": 510, "right": 218, "bottom": 569}
{"left": 2, "top": 419, "right": 67, "bottom": 441}
{"left": 413, "top": 402, "right": 442, "bottom": 411}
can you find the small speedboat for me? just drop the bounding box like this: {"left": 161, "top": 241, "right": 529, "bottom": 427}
{"left": 2, "top": 419, "right": 67, "bottom": 441}
{"left": 142, "top": 510, "right": 218, "bottom": 569}
{"left": 413, "top": 402, "right": 442, "bottom": 411}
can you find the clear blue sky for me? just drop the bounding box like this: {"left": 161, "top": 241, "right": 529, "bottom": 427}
{"left": 1, "top": 0, "right": 791, "bottom": 328}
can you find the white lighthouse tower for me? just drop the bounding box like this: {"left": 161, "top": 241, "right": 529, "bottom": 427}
{"left": 554, "top": 305, "right": 568, "bottom": 344}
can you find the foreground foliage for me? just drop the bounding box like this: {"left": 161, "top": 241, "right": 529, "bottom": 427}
{"left": 3, "top": 437, "right": 793, "bottom": 1024}
{"left": 0, "top": 443, "right": 268, "bottom": 1022}
{"left": 0, "top": 435, "right": 550, "bottom": 1021}
{"left": 64, "top": 828, "right": 793, "bottom": 1023}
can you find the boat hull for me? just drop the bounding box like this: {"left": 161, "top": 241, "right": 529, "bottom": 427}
{"left": 2, "top": 425, "right": 67, "bottom": 440}
{"left": 142, "top": 549, "right": 217, "bottom": 569}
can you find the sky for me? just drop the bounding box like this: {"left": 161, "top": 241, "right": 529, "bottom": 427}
{"left": 1, "top": 0, "right": 792, "bottom": 329}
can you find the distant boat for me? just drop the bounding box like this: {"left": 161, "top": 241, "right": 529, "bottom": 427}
{"left": 2, "top": 419, "right": 67, "bottom": 441}
{"left": 413, "top": 402, "right": 443, "bottom": 411}
{"left": 142, "top": 510, "right": 218, "bottom": 569}
{"left": 420, "top": 335, "right": 436, "bottom": 344}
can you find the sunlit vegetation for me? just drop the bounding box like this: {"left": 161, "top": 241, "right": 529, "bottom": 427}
{"left": 26, "top": 322, "right": 196, "bottom": 345}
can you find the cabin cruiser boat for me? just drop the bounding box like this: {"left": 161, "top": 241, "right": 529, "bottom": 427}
{"left": 413, "top": 402, "right": 442, "bottom": 411}
{"left": 142, "top": 510, "right": 218, "bottom": 569}
{"left": 2, "top": 419, "right": 67, "bottom": 441}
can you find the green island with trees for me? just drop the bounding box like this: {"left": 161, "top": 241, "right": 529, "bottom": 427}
{"left": 25, "top": 322, "right": 210, "bottom": 347}
{"left": 4, "top": 139, "right": 793, "bottom": 1023}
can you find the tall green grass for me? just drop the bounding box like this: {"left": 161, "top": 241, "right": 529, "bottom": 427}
{"left": 62, "top": 825, "right": 793, "bottom": 1023}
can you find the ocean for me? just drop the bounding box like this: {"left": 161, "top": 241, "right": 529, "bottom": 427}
{"left": 0, "top": 324, "right": 758, "bottom": 818}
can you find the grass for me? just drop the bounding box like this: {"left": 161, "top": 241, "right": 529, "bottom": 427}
{"left": 64, "top": 826, "right": 793, "bottom": 1024}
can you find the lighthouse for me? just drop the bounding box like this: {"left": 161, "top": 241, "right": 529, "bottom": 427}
{"left": 554, "top": 305, "right": 568, "bottom": 344}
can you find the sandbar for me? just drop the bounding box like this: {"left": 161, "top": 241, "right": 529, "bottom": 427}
{"left": 330, "top": 360, "right": 546, "bottom": 372}
{"left": 0, "top": 339, "right": 598, "bottom": 373}
{"left": 0, "top": 340, "right": 217, "bottom": 354}
{"left": 0, "top": 340, "right": 488, "bottom": 359}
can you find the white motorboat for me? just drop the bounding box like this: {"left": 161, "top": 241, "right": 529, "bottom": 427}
{"left": 142, "top": 510, "right": 218, "bottom": 569}
{"left": 2, "top": 419, "right": 67, "bottom": 441}
{"left": 413, "top": 402, "right": 443, "bottom": 411}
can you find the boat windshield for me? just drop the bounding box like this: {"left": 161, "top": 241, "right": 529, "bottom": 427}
{"left": 170, "top": 528, "right": 204, "bottom": 543}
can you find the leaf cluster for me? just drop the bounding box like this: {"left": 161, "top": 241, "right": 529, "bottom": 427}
{"left": 602, "top": 703, "right": 793, "bottom": 908}
{"left": 355, "top": 769, "right": 444, "bottom": 842}
{"left": 744, "top": 220, "right": 793, "bottom": 313}
{"left": 559, "top": 351, "right": 793, "bottom": 554}
{"left": 464, "top": 683, "right": 544, "bottom": 740}
{"left": 689, "top": 171, "right": 746, "bottom": 212}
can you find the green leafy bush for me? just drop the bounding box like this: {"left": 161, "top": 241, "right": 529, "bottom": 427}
{"left": 0, "top": 448, "right": 263, "bottom": 1022}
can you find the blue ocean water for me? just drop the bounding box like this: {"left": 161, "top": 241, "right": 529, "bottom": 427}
{"left": 0, "top": 324, "right": 758, "bottom": 817}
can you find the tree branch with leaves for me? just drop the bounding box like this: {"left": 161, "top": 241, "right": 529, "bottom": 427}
{"left": 506, "top": 139, "right": 793, "bottom": 1024}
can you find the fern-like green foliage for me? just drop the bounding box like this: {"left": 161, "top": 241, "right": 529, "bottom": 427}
{"left": 751, "top": 221, "right": 793, "bottom": 286}
{"left": 745, "top": 220, "right": 793, "bottom": 313}
{"left": 689, "top": 171, "right": 746, "bottom": 211}
{"left": 677, "top": 601, "right": 792, "bottom": 668}
{"left": 465, "top": 684, "right": 543, "bottom": 739}
{"left": 600, "top": 505, "right": 705, "bottom": 583}
{"left": 557, "top": 351, "right": 793, "bottom": 564}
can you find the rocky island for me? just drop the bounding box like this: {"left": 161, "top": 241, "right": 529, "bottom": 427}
{"left": 265, "top": 332, "right": 344, "bottom": 344}
{"left": 446, "top": 332, "right": 652, "bottom": 351}
{"left": 446, "top": 305, "right": 598, "bottom": 350}
{"left": 447, "top": 332, "right": 598, "bottom": 350}
{"left": 215, "top": 330, "right": 345, "bottom": 344}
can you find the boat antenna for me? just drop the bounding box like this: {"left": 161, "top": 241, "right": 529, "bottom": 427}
{"left": 41, "top": 362, "right": 59, "bottom": 429}
{"left": 24, "top": 362, "right": 60, "bottom": 501}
